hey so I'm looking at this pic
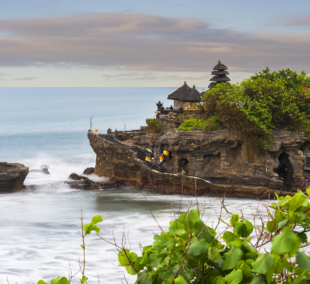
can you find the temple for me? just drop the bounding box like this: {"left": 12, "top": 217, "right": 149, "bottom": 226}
{"left": 208, "top": 61, "right": 231, "bottom": 89}
{"left": 167, "top": 82, "right": 201, "bottom": 111}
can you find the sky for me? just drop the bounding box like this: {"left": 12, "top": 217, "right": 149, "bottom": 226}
{"left": 0, "top": 0, "right": 310, "bottom": 87}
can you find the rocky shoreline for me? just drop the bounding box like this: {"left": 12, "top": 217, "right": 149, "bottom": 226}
{"left": 87, "top": 123, "right": 308, "bottom": 198}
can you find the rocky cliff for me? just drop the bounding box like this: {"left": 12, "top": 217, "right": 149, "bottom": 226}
{"left": 0, "top": 162, "right": 29, "bottom": 193}
{"left": 88, "top": 123, "right": 307, "bottom": 198}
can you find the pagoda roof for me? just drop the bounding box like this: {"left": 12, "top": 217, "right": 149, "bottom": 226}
{"left": 210, "top": 75, "right": 231, "bottom": 82}
{"left": 208, "top": 82, "right": 231, "bottom": 89}
{"left": 211, "top": 70, "right": 229, "bottom": 75}
{"left": 167, "top": 81, "right": 192, "bottom": 100}
{"left": 213, "top": 60, "right": 228, "bottom": 71}
{"left": 179, "top": 85, "right": 202, "bottom": 102}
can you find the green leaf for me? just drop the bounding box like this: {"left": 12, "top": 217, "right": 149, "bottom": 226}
{"left": 175, "top": 275, "right": 188, "bottom": 284}
{"left": 183, "top": 209, "right": 200, "bottom": 232}
{"left": 266, "top": 220, "right": 277, "bottom": 233}
{"left": 234, "top": 220, "right": 254, "bottom": 238}
{"left": 251, "top": 253, "right": 275, "bottom": 274}
{"left": 289, "top": 193, "right": 307, "bottom": 212}
{"left": 58, "top": 278, "right": 70, "bottom": 284}
{"left": 137, "top": 271, "right": 160, "bottom": 284}
{"left": 306, "top": 187, "right": 310, "bottom": 198}
{"left": 266, "top": 265, "right": 275, "bottom": 284}
{"left": 37, "top": 281, "right": 48, "bottom": 284}
{"left": 91, "top": 215, "right": 103, "bottom": 224}
{"left": 188, "top": 238, "right": 209, "bottom": 256}
{"left": 225, "top": 269, "right": 243, "bottom": 284}
{"left": 296, "top": 251, "right": 310, "bottom": 270}
{"left": 118, "top": 249, "right": 135, "bottom": 266}
{"left": 271, "top": 227, "right": 300, "bottom": 255}
{"left": 194, "top": 220, "right": 215, "bottom": 242}
{"left": 169, "top": 219, "right": 184, "bottom": 235}
{"left": 50, "top": 277, "right": 60, "bottom": 284}
{"left": 222, "top": 231, "right": 236, "bottom": 244}
{"left": 251, "top": 275, "right": 265, "bottom": 284}
{"left": 80, "top": 244, "right": 84, "bottom": 249}
{"left": 79, "top": 275, "right": 89, "bottom": 283}
{"left": 222, "top": 247, "right": 243, "bottom": 270}
{"left": 230, "top": 214, "right": 239, "bottom": 226}
{"left": 208, "top": 246, "right": 221, "bottom": 263}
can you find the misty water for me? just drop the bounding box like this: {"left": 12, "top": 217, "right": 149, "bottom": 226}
{"left": 0, "top": 88, "right": 265, "bottom": 283}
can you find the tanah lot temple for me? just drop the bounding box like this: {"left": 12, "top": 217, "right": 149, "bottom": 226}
{"left": 156, "top": 60, "right": 230, "bottom": 115}
{"left": 87, "top": 59, "right": 309, "bottom": 197}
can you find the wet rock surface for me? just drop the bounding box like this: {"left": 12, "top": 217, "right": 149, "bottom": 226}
{"left": 66, "top": 173, "right": 117, "bottom": 190}
{"left": 0, "top": 162, "right": 29, "bottom": 193}
{"left": 83, "top": 167, "right": 94, "bottom": 175}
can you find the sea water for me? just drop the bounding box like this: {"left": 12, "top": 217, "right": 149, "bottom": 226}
{"left": 0, "top": 88, "right": 265, "bottom": 283}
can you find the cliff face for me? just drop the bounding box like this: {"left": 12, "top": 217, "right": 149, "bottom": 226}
{"left": 0, "top": 162, "right": 29, "bottom": 193}
{"left": 88, "top": 124, "right": 307, "bottom": 197}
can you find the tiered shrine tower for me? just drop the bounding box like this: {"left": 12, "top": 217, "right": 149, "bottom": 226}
{"left": 208, "top": 61, "right": 231, "bottom": 89}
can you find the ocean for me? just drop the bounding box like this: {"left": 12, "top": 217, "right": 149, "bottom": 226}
{"left": 0, "top": 88, "right": 264, "bottom": 283}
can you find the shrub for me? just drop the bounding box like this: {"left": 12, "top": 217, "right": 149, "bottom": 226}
{"left": 119, "top": 190, "right": 310, "bottom": 284}
{"left": 34, "top": 190, "right": 310, "bottom": 284}
{"left": 201, "top": 67, "right": 310, "bottom": 154}
{"left": 146, "top": 118, "right": 164, "bottom": 134}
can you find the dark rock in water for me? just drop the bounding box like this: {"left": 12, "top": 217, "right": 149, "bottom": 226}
{"left": 83, "top": 167, "right": 94, "bottom": 175}
{"left": 66, "top": 173, "right": 117, "bottom": 190}
{"left": 29, "top": 165, "right": 50, "bottom": 174}
{"left": 0, "top": 162, "right": 29, "bottom": 193}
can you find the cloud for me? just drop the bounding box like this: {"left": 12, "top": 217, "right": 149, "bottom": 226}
{"left": 0, "top": 13, "right": 309, "bottom": 73}
{"left": 273, "top": 14, "right": 310, "bottom": 27}
{"left": 13, "top": 77, "right": 36, "bottom": 81}
{"left": 102, "top": 72, "right": 211, "bottom": 81}
{"left": 0, "top": 72, "right": 7, "bottom": 76}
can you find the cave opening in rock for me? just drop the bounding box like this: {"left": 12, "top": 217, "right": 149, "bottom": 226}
{"left": 274, "top": 152, "right": 293, "bottom": 187}
{"left": 178, "top": 158, "right": 189, "bottom": 174}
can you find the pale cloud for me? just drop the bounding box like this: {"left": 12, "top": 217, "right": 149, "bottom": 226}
{"left": 0, "top": 13, "right": 309, "bottom": 73}
{"left": 272, "top": 14, "right": 310, "bottom": 27}
{"left": 13, "top": 77, "right": 36, "bottom": 81}
{"left": 102, "top": 72, "right": 211, "bottom": 81}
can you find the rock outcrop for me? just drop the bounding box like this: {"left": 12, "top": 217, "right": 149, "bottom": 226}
{"left": 0, "top": 162, "right": 29, "bottom": 193}
{"left": 66, "top": 173, "right": 117, "bottom": 190}
{"left": 88, "top": 125, "right": 307, "bottom": 198}
{"left": 83, "top": 167, "right": 94, "bottom": 175}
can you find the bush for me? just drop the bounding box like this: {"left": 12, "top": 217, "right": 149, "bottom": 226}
{"left": 178, "top": 115, "right": 223, "bottom": 131}
{"left": 119, "top": 190, "right": 310, "bottom": 284}
{"left": 201, "top": 67, "right": 310, "bottom": 154}
{"left": 146, "top": 118, "right": 164, "bottom": 134}
{"left": 34, "top": 190, "right": 310, "bottom": 284}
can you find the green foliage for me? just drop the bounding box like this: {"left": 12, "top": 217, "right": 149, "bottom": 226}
{"left": 146, "top": 118, "right": 164, "bottom": 133}
{"left": 34, "top": 277, "right": 70, "bottom": 284}
{"left": 83, "top": 214, "right": 103, "bottom": 235}
{"left": 118, "top": 190, "right": 310, "bottom": 284}
{"left": 178, "top": 115, "right": 223, "bottom": 131}
{"left": 200, "top": 67, "right": 310, "bottom": 153}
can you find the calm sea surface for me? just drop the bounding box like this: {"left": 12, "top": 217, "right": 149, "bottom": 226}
{"left": 0, "top": 88, "right": 263, "bottom": 283}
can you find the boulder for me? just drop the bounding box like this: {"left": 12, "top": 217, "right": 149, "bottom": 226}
{"left": 67, "top": 173, "right": 117, "bottom": 190}
{"left": 0, "top": 162, "right": 29, "bottom": 193}
{"left": 30, "top": 165, "right": 50, "bottom": 174}
{"left": 83, "top": 167, "right": 94, "bottom": 175}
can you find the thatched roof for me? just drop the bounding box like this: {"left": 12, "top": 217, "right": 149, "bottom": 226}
{"left": 167, "top": 81, "right": 192, "bottom": 100}
{"left": 210, "top": 75, "right": 231, "bottom": 82}
{"left": 211, "top": 70, "right": 229, "bottom": 75}
{"left": 208, "top": 82, "right": 231, "bottom": 89}
{"left": 213, "top": 60, "right": 228, "bottom": 71}
{"left": 179, "top": 85, "right": 202, "bottom": 102}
